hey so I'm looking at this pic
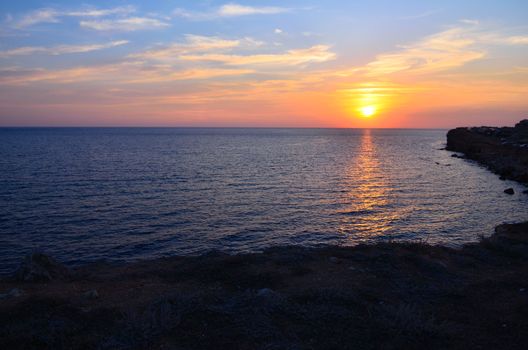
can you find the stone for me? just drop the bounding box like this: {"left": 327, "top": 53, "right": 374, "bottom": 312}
{"left": 14, "top": 252, "right": 70, "bottom": 282}
{"left": 256, "top": 288, "right": 276, "bottom": 298}
{"left": 504, "top": 188, "right": 515, "bottom": 195}
{"left": 329, "top": 256, "right": 341, "bottom": 264}
{"left": 9, "top": 288, "right": 22, "bottom": 297}
{"left": 514, "top": 119, "right": 528, "bottom": 130}
{"left": 0, "top": 288, "right": 23, "bottom": 300}
{"left": 83, "top": 289, "right": 99, "bottom": 299}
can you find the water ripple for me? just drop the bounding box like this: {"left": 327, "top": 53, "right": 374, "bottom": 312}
{"left": 1, "top": 127, "right": 527, "bottom": 273}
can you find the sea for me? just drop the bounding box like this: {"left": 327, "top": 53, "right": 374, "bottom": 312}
{"left": 1, "top": 128, "right": 527, "bottom": 273}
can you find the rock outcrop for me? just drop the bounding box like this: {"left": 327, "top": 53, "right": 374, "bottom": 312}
{"left": 446, "top": 119, "right": 528, "bottom": 183}
{"left": 14, "top": 252, "right": 70, "bottom": 282}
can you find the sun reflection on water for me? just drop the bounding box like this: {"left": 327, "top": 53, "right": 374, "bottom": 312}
{"left": 338, "top": 130, "right": 402, "bottom": 239}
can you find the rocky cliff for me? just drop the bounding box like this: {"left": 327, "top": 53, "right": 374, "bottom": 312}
{"left": 446, "top": 119, "right": 528, "bottom": 183}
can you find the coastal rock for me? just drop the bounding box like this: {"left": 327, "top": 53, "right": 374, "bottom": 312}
{"left": 14, "top": 253, "right": 70, "bottom": 282}
{"left": 0, "top": 288, "right": 23, "bottom": 300}
{"left": 256, "top": 288, "right": 277, "bottom": 298}
{"left": 9, "top": 288, "right": 22, "bottom": 297}
{"left": 504, "top": 188, "right": 515, "bottom": 195}
{"left": 446, "top": 121, "right": 528, "bottom": 184}
{"left": 83, "top": 289, "right": 99, "bottom": 299}
{"left": 515, "top": 119, "right": 528, "bottom": 132}
{"left": 329, "top": 256, "right": 341, "bottom": 264}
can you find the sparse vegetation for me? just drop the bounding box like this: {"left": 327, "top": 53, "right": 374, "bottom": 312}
{"left": 1, "top": 222, "right": 528, "bottom": 349}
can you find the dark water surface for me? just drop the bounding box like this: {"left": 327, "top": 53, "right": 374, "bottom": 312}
{"left": 1, "top": 128, "right": 527, "bottom": 272}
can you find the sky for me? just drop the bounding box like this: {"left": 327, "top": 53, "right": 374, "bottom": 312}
{"left": 0, "top": 1, "right": 527, "bottom": 128}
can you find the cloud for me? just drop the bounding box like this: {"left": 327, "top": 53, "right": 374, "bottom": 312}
{"left": 130, "top": 35, "right": 261, "bottom": 62}
{"left": 128, "top": 35, "right": 333, "bottom": 71}
{"left": 14, "top": 6, "right": 137, "bottom": 28}
{"left": 179, "top": 45, "right": 336, "bottom": 67}
{"left": 80, "top": 17, "right": 169, "bottom": 31}
{"left": 274, "top": 28, "right": 283, "bottom": 34}
{"left": 0, "top": 41, "right": 129, "bottom": 58}
{"left": 16, "top": 8, "right": 60, "bottom": 28}
{"left": 0, "top": 62, "right": 254, "bottom": 85}
{"left": 218, "top": 3, "right": 287, "bottom": 16}
{"left": 506, "top": 36, "right": 528, "bottom": 45}
{"left": 460, "top": 19, "right": 479, "bottom": 26}
{"left": 65, "top": 6, "right": 136, "bottom": 18}
{"left": 174, "top": 3, "right": 289, "bottom": 20}
{"left": 363, "top": 27, "right": 485, "bottom": 76}
{"left": 10, "top": 5, "right": 169, "bottom": 33}
{"left": 484, "top": 34, "right": 528, "bottom": 45}
{"left": 359, "top": 23, "right": 528, "bottom": 77}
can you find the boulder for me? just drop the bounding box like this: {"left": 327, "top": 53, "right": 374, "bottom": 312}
{"left": 14, "top": 253, "right": 70, "bottom": 282}
{"left": 504, "top": 188, "right": 515, "bottom": 195}
{"left": 329, "top": 256, "right": 341, "bottom": 264}
{"left": 83, "top": 289, "right": 99, "bottom": 299}
{"left": 256, "top": 288, "right": 276, "bottom": 298}
{"left": 514, "top": 119, "right": 528, "bottom": 131}
{"left": 0, "top": 288, "right": 23, "bottom": 300}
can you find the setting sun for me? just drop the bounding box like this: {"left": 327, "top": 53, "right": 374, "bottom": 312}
{"left": 360, "top": 106, "right": 377, "bottom": 118}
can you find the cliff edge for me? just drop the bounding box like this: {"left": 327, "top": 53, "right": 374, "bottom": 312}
{"left": 446, "top": 119, "right": 528, "bottom": 183}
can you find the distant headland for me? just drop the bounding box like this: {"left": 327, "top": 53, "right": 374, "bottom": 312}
{"left": 447, "top": 119, "right": 528, "bottom": 184}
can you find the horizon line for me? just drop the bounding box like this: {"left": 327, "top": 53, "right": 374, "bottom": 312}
{"left": 0, "top": 125, "right": 453, "bottom": 130}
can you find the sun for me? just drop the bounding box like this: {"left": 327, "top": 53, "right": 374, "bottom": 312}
{"left": 359, "top": 105, "right": 377, "bottom": 118}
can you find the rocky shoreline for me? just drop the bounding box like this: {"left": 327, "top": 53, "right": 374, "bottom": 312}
{"left": 1, "top": 125, "right": 528, "bottom": 349}
{"left": 447, "top": 119, "right": 528, "bottom": 184}
{"left": 1, "top": 221, "right": 528, "bottom": 349}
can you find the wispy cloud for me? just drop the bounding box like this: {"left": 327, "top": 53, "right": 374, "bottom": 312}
{"left": 174, "top": 2, "right": 289, "bottom": 20}
{"left": 0, "top": 40, "right": 129, "bottom": 58}
{"left": 460, "top": 19, "right": 479, "bottom": 25}
{"left": 130, "top": 35, "right": 334, "bottom": 70}
{"left": 14, "top": 6, "right": 136, "bottom": 28}
{"left": 364, "top": 27, "right": 485, "bottom": 76}
{"left": 218, "top": 3, "right": 288, "bottom": 16}
{"left": 0, "top": 30, "right": 335, "bottom": 86}
{"left": 11, "top": 5, "right": 169, "bottom": 32}
{"left": 16, "top": 8, "right": 60, "bottom": 28}
{"left": 0, "top": 63, "right": 253, "bottom": 85}
{"left": 80, "top": 17, "right": 169, "bottom": 31}
{"left": 66, "top": 6, "right": 136, "bottom": 18}
{"left": 179, "top": 45, "right": 336, "bottom": 66}
{"left": 130, "top": 35, "right": 261, "bottom": 62}
{"left": 357, "top": 23, "right": 528, "bottom": 77}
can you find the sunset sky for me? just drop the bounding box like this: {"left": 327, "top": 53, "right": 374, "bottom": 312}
{"left": 0, "top": 1, "right": 527, "bottom": 127}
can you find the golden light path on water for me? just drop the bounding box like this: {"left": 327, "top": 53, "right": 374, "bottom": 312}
{"left": 338, "top": 130, "right": 406, "bottom": 238}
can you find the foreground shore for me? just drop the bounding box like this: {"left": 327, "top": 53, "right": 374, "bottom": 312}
{"left": 1, "top": 221, "right": 528, "bottom": 349}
